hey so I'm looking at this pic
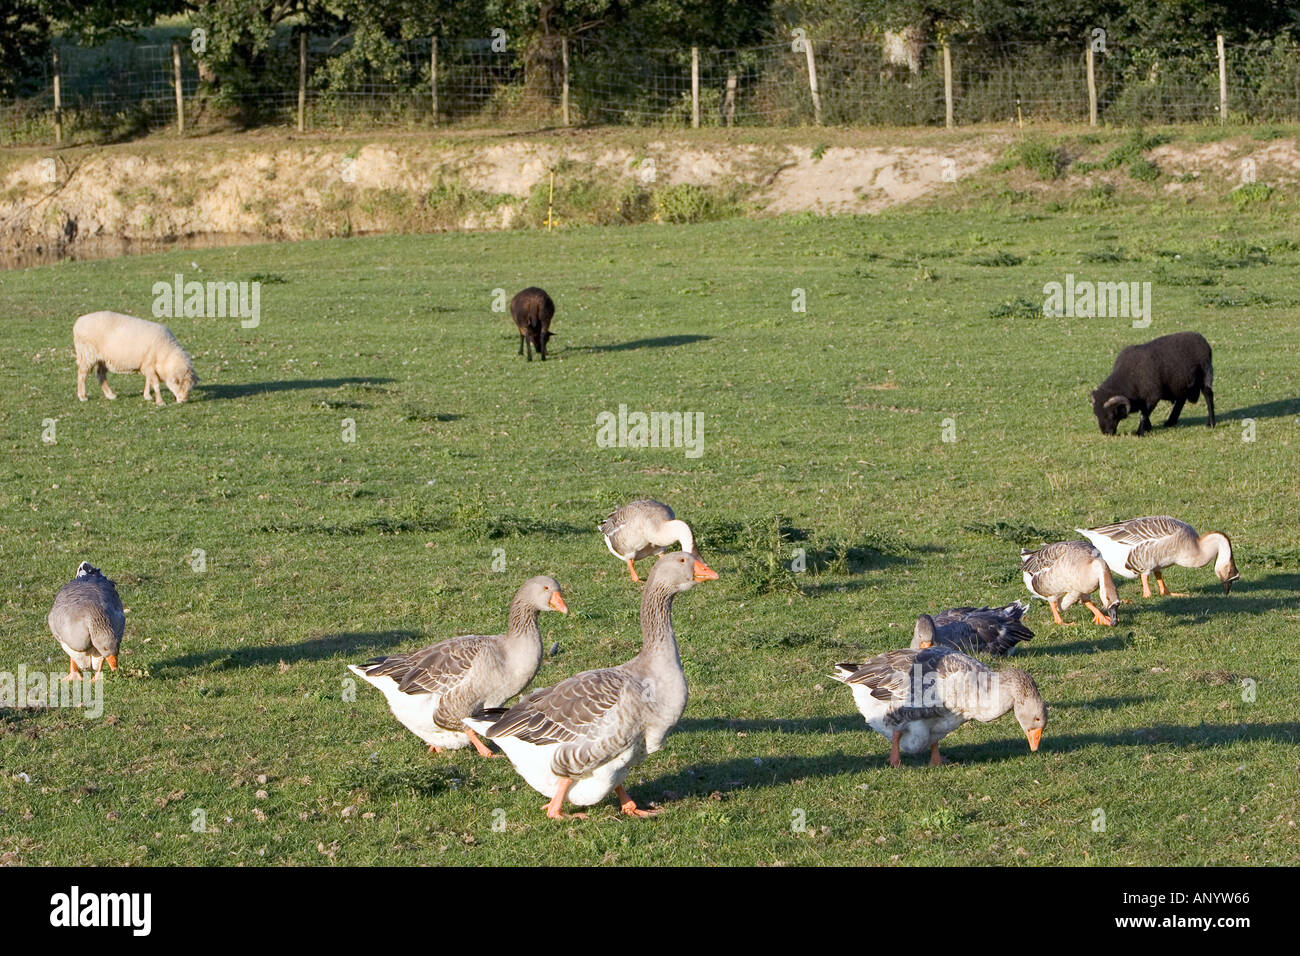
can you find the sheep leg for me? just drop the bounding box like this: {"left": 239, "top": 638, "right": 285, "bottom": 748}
{"left": 1203, "top": 386, "right": 1215, "bottom": 427}
{"left": 96, "top": 363, "right": 116, "bottom": 400}
{"left": 525, "top": 337, "right": 533, "bottom": 362}
{"left": 76, "top": 364, "right": 89, "bottom": 401}
{"left": 518, "top": 333, "right": 525, "bottom": 357}
{"left": 1164, "top": 397, "right": 1185, "bottom": 427}
{"left": 1135, "top": 409, "right": 1152, "bottom": 435}
{"left": 153, "top": 378, "right": 165, "bottom": 406}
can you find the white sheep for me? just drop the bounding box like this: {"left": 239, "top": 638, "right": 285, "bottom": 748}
{"left": 73, "top": 311, "right": 198, "bottom": 405}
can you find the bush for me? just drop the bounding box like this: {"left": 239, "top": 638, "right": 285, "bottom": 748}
{"left": 653, "top": 183, "right": 730, "bottom": 223}
{"left": 1010, "top": 139, "right": 1065, "bottom": 180}
{"left": 1229, "top": 182, "right": 1273, "bottom": 206}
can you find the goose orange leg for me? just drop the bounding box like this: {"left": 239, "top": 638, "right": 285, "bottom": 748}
{"left": 62, "top": 658, "right": 82, "bottom": 681}
{"left": 889, "top": 730, "right": 903, "bottom": 767}
{"left": 625, "top": 558, "right": 640, "bottom": 582}
{"left": 930, "top": 743, "right": 944, "bottom": 766}
{"left": 1049, "top": 600, "right": 1075, "bottom": 626}
{"left": 616, "top": 785, "right": 658, "bottom": 817}
{"left": 465, "top": 728, "right": 497, "bottom": 758}
{"left": 544, "top": 778, "right": 586, "bottom": 819}
{"left": 1154, "top": 570, "right": 1188, "bottom": 597}
{"left": 427, "top": 744, "right": 443, "bottom": 753}
{"left": 1083, "top": 601, "right": 1114, "bottom": 626}
{"left": 1140, "top": 572, "right": 1153, "bottom": 598}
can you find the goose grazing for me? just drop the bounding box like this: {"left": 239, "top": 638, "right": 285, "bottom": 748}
{"left": 599, "top": 499, "right": 696, "bottom": 582}
{"left": 463, "top": 551, "right": 717, "bottom": 819}
{"left": 832, "top": 647, "right": 1046, "bottom": 766}
{"left": 348, "top": 576, "right": 567, "bottom": 758}
{"left": 1076, "top": 516, "right": 1239, "bottom": 597}
{"left": 1020, "top": 540, "right": 1120, "bottom": 626}
{"left": 911, "top": 601, "right": 1034, "bottom": 656}
{"left": 48, "top": 562, "right": 125, "bottom": 680}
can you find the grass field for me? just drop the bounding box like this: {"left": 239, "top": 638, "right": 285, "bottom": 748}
{"left": 1, "top": 196, "right": 1298, "bottom": 866}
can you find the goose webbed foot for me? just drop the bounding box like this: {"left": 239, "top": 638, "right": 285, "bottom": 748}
{"left": 616, "top": 785, "right": 659, "bottom": 817}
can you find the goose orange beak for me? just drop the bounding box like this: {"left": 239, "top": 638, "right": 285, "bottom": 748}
{"left": 693, "top": 559, "right": 718, "bottom": 582}
{"left": 105, "top": 655, "right": 118, "bottom": 672}
{"left": 1026, "top": 728, "right": 1042, "bottom": 751}
{"left": 549, "top": 592, "right": 568, "bottom": 614}
{"left": 918, "top": 642, "right": 933, "bottom": 649}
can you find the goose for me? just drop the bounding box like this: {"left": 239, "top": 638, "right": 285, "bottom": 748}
{"left": 599, "top": 499, "right": 695, "bottom": 582}
{"left": 48, "top": 562, "right": 124, "bottom": 680}
{"left": 348, "top": 576, "right": 567, "bottom": 758}
{"left": 832, "top": 647, "right": 1045, "bottom": 766}
{"left": 911, "top": 600, "right": 1034, "bottom": 656}
{"left": 1020, "top": 540, "right": 1119, "bottom": 626}
{"left": 463, "top": 551, "right": 716, "bottom": 819}
{"left": 1076, "top": 516, "right": 1239, "bottom": 598}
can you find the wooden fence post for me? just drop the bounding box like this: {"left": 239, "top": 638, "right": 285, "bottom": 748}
{"left": 724, "top": 71, "right": 736, "bottom": 126}
{"left": 803, "top": 35, "right": 821, "bottom": 124}
{"left": 561, "top": 36, "right": 570, "bottom": 126}
{"left": 430, "top": 38, "right": 439, "bottom": 125}
{"left": 691, "top": 46, "right": 700, "bottom": 128}
{"left": 172, "top": 40, "right": 184, "bottom": 136}
{"left": 52, "top": 46, "right": 62, "bottom": 146}
{"left": 297, "top": 32, "right": 307, "bottom": 132}
{"left": 1086, "top": 44, "right": 1098, "bottom": 126}
{"left": 1217, "top": 34, "right": 1228, "bottom": 123}
{"left": 943, "top": 42, "right": 954, "bottom": 128}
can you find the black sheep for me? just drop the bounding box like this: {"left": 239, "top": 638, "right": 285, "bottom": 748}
{"left": 509, "top": 287, "right": 555, "bottom": 361}
{"left": 1091, "top": 331, "right": 1215, "bottom": 435}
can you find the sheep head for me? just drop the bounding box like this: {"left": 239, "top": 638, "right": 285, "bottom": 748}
{"left": 1091, "top": 389, "right": 1130, "bottom": 435}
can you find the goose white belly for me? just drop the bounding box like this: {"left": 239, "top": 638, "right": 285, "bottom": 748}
{"left": 484, "top": 733, "right": 647, "bottom": 806}
{"left": 849, "top": 685, "right": 965, "bottom": 754}
{"left": 57, "top": 639, "right": 97, "bottom": 670}
{"left": 348, "top": 665, "right": 470, "bottom": 750}
{"left": 1077, "top": 531, "right": 1139, "bottom": 578}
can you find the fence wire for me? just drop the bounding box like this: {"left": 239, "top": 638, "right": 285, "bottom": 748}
{"left": 4, "top": 33, "right": 1300, "bottom": 145}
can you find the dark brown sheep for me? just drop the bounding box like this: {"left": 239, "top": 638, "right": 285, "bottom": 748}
{"left": 510, "top": 287, "right": 555, "bottom": 362}
{"left": 1091, "top": 331, "right": 1215, "bottom": 435}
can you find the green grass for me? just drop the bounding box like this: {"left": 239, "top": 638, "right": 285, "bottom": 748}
{"left": 1, "top": 202, "right": 1298, "bottom": 866}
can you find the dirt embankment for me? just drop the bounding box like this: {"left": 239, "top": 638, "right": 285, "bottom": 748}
{"left": 0, "top": 135, "right": 998, "bottom": 258}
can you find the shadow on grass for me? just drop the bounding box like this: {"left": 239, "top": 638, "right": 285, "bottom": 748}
{"left": 1221, "top": 396, "right": 1300, "bottom": 421}
{"left": 154, "top": 629, "right": 420, "bottom": 676}
{"left": 677, "top": 715, "right": 858, "bottom": 736}
{"left": 569, "top": 335, "right": 712, "bottom": 353}
{"left": 197, "top": 377, "right": 395, "bottom": 401}
{"left": 1135, "top": 572, "right": 1300, "bottom": 620}
{"left": 1017, "top": 633, "right": 1132, "bottom": 656}
{"left": 636, "top": 751, "right": 867, "bottom": 801}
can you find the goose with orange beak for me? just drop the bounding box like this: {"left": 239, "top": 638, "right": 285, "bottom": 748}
{"left": 349, "top": 576, "right": 567, "bottom": 758}
{"left": 465, "top": 552, "right": 716, "bottom": 818}
{"left": 833, "top": 647, "right": 1046, "bottom": 766}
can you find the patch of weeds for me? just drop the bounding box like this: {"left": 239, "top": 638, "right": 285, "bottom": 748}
{"left": 732, "top": 513, "right": 802, "bottom": 597}
{"left": 987, "top": 297, "right": 1042, "bottom": 320}
{"left": 1198, "top": 290, "right": 1278, "bottom": 308}
{"left": 1068, "top": 183, "right": 1116, "bottom": 211}
{"left": 1080, "top": 248, "right": 1128, "bottom": 263}
{"left": 964, "top": 520, "right": 1064, "bottom": 548}
{"left": 335, "top": 763, "right": 454, "bottom": 798}
{"left": 1128, "top": 158, "right": 1160, "bottom": 182}
{"left": 1008, "top": 138, "right": 1065, "bottom": 180}
{"left": 653, "top": 183, "right": 740, "bottom": 224}
{"left": 919, "top": 808, "right": 960, "bottom": 832}
{"left": 968, "top": 250, "right": 1024, "bottom": 267}
{"left": 1152, "top": 264, "right": 1219, "bottom": 287}
{"left": 1229, "top": 182, "right": 1273, "bottom": 206}
{"left": 1085, "top": 128, "right": 1172, "bottom": 172}
{"left": 811, "top": 142, "right": 829, "bottom": 161}
{"left": 1251, "top": 125, "right": 1284, "bottom": 140}
{"left": 248, "top": 273, "right": 287, "bottom": 284}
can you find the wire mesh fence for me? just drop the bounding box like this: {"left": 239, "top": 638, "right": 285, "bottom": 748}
{"left": 4, "top": 32, "right": 1300, "bottom": 145}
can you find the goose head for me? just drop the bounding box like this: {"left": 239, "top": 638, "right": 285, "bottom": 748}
{"left": 647, "top": 551, "right": 717, "bottom": 593}
{"left": 518, "top": 576, "right": 568, "bottom": 614}
{"left": 76, "top": 562, "right": 99, "bottom": 578}
{"left": 1001, "top": 668, "right": 1047, "bottom": 751}
{"left": 1210, "top": 532, "right": 1239, "bottom": 594}
{"left": 911, "top": 614, "right": 937, "bottom": 649}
